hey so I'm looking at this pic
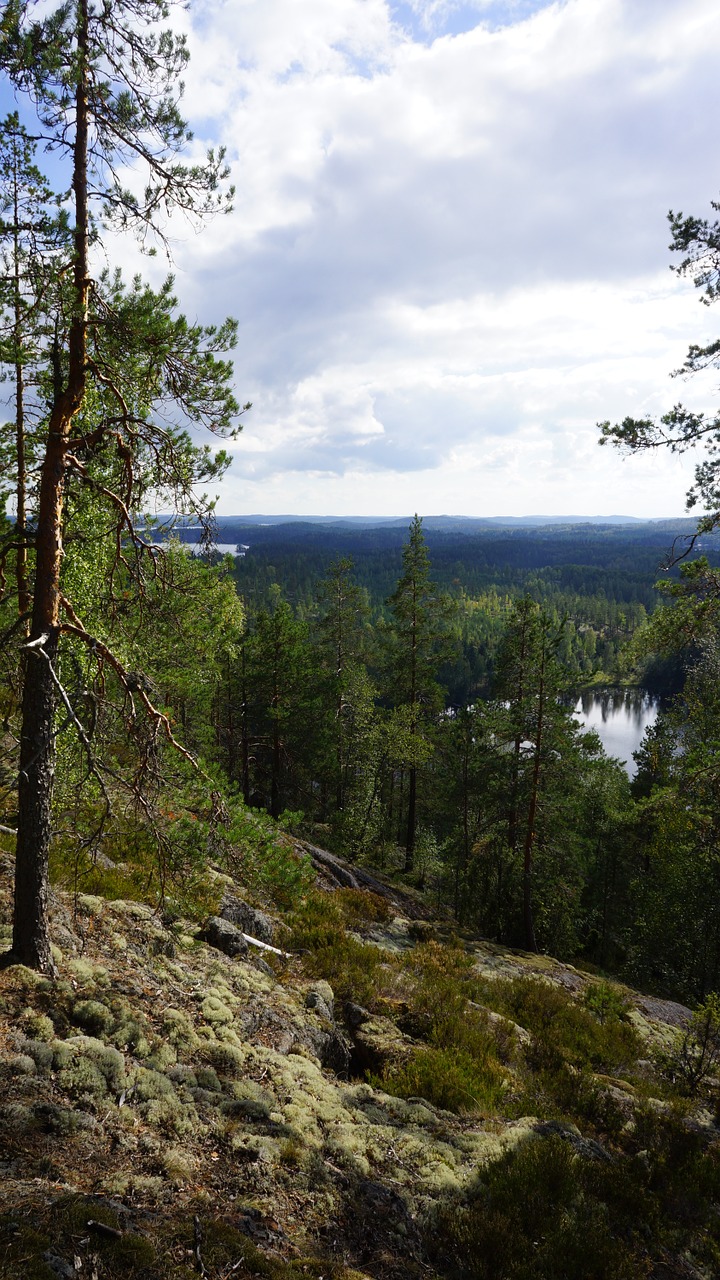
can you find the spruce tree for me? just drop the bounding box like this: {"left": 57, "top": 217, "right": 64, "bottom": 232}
{"left": 386, "top": 515, "right": 446, "bottom": 871}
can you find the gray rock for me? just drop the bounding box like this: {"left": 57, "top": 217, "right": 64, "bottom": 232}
{"left": 535, "top": 1119, "right": 614, "bottom": 1162}
{"left": 344, "top": 1001, "right": 371, "bottom": 1029}
{"left": 43, "top": 1255, "right": 78, "bottom": 1280}
{"left": 201, "top": 916, "right": 249, "bottom": 959}
{"left": 220, "top": 893, "right": 274, "bottom": 944}
{"left": 348, "top": 1015, "right": 413, "bottom": 1075}
{"left": 310, "top": 1025, "right": 352, "bottom": 1076}
{"left": 306, "top": 981, "right": 335, "bottom": 1022}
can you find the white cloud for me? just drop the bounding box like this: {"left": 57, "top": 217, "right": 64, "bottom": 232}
{"left": 161, "top": 0, "right": 720, "bottom": 516}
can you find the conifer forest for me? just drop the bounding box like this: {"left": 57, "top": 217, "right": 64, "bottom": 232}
{"left": 2, "top": 2, "right": 720, "bottom": 1278}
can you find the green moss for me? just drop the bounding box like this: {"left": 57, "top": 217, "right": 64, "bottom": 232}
{"left": 102, "top": 1233, "right": 157, "bottom": 1270}
{"left": 59, "top": 1056, "right": 108, "bottom": 1100}
{"left": 160, "top": 1146, "right": 195, "bottom": 1183}
{"left": 167, "top": 1064, "right": 198, "bottom": 1088}
{"left": 0, "top": 1220, "right": 54, "bottom": 1280}
{"left": 145, "top": 1041, "right": 177, "bottom": 1072}
{"left": 110, "top": 1012, "right": 151, "bottom": 1058}
{"left": 140, "top": 1093, "right": 199, "bottom": 1136}
{"left": 51, "top": 1040, "right": 73, "bottom": 1070}
{"left": 68, "top": 958, "right": 109, "bottom": 986}
{"left": 195, "top": 1065, "right": 222, "bottom": 1092}
{"left": 72, "top": 997, "right": 114, "bottom": 1035}
{"left": 162, "top": 1007, "right": 200, "bottom": 1053}
{"left": 53, "top": 1193, "right": 120, "bottom": 1234}
{"left": 19, "top": 1038, "right": 54, "bottom": 1073}
{"left": 33, "top": 1101, "right": 94, "bottom": 1136}
{"left": 133, "top": 1066, "right": 174, "bottom": 1101}
{"left": 7, "top": 1053, "right": 36, "bottom": 1075}
{"left": 19, "top": 1009, "right": 55, "bottom": 1041}
{"left": 0, "top": 1102, "right": 33, "bottom": 1132}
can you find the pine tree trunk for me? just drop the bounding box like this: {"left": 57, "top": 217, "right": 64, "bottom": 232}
{"left": 10, "top": 6, "right": 89, "bottom": 971}
{"left": 404, "top": 765, "right": 416, "bottom": 872}
{"left": 12, "top": 144, "right": 31, "bottom": 625}
{"left": 12, "top": 629, "right": 58, "bottom": 971}
{"left": 522, "top": 645, "right": 546, "bottom": 955}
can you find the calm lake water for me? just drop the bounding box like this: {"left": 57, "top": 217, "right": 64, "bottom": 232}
{"left": 572, "top": 690, "right": 660, "bottom": 777}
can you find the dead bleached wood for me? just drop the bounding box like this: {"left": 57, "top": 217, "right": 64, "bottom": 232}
{"left": 242, "top": 932, "right": 289, "bottom": 958}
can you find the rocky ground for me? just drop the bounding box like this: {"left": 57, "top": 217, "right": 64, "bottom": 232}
{"left": 0, "top": 842, "right": 715, "bottom": 1280}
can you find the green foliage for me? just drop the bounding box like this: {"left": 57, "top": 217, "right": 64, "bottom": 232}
{"left": 333, "top": 887, "right": 393, "bottom": 925}
{"left": 484, "top": 977, "right": 641, "bottom": 1075}
{"left": 583, "top": 981, "right": 632, "bottom": 1025}
{"left": 373, "top": 1043, "right": 505, "bottom": 1115}
{"left": 660, "top": 992, "right": 720, "bottom": 1096}
{"left": 287, "top": 892, "right": 385, "bottom": 1007}
{"left": 71, "top": 998, "right": 113, "bottom": 1036}
{"left": 429, "top": 1136, "right": 648, "bottom": 1280}
{"left": 218, "top": 805, "right": 315, "bottom": 907}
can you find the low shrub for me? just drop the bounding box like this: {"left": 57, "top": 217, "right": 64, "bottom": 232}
{"left": 583, "top": 981, "right": 632, "bottom": 1026}
{"left": 372, "top": 1043, "right": 505, "bottom": 1115}
{"left": 334, "top": 887, "right": 393, "bottom": 925}
{"left": 288, "top": 893, "right": 386, "bottom": 1007}
{"left": 484, "top": 976, "right": 641, "bottom": 1075}
{"left": 428, "top": 1135, "right": 648, "bottom": 1280}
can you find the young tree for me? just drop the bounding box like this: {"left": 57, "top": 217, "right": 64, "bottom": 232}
{"left": 243, "top": 587, "right": 312, "bottom": 819}
{"left": 311, "top": 556, "right": 369, "bottom": 817}
{"left": 493, "top": 599, "right": 583, "bottom": 952}
{"left": 0, "top": 0, "right": 240, "bottom": 972}
{"left": 385, "top": 515, "right": 448, "bottom": 871}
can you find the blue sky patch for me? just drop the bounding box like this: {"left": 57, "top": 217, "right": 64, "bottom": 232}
{"left": 389, "top": 0, "right": 559, "bottom": 42}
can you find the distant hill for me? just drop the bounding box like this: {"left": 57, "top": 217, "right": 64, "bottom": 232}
{"left": 210, "top": 513, "right": 668, "bottom": 531}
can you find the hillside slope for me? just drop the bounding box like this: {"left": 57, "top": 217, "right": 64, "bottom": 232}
{"left": 0, "top": 842, "right": 718, "bottom": 1280}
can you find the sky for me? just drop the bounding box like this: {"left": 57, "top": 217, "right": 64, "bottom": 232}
{"left": 6, "top": 0, "right": 720, "bottom": 519}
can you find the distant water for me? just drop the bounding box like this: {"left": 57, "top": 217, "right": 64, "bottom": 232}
{"left": 211, "top": 543, "right": 246, "bottom": 556}
{"left": 188, "top": 543, "right": 246, "bottom": 557}
{"left": 573, "top": 690, "right": 659, "bottom": 777}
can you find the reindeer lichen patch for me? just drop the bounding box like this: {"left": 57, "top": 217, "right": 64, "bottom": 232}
{"left": 19, "top": 1009, "right": 54, "bottom": 1042}
{"left": 76, "top": 894, "right": 104, "bottom": 917}
{"left": 161, "top": 1007, "right": 200, "bottom": 1054}
{"left": 145, "top": 1041, "right": 177, "bottom": 1072}
{"left": 67, "top": 958, "right": 109, "bottom": 987}
{"left": 201, "top": 991, "right": 235, "bottom": 1026}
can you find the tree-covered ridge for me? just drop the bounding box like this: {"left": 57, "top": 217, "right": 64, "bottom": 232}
{"left": 221, "top": 521, "right": 682, "bottom": 697}
{"left": 0, "top": 0, "right": 716, "bottom": 1005}
{"left": 2, "top": 3, "right": 720, "bottom": 1274}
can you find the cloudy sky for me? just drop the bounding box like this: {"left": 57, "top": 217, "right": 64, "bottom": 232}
{"left": 13, "top": 0, "right": 720, "bottom": 517}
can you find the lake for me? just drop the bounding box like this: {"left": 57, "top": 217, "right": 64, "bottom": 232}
{"left": 572, "top": 690, "right": 660, "bottom": 777}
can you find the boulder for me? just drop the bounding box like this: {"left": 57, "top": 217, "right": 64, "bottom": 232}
{"left": 201, "top": 916, "right": 249, "bottom": 959}
{"left": 306, "top": 980, "right": 335, "bottom": 1022}
{"left": 220, "top": 893, "right": 274, "bottom": 944}
{"left": 348, "top": 1014, "right": 414, "bottom": 1077}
